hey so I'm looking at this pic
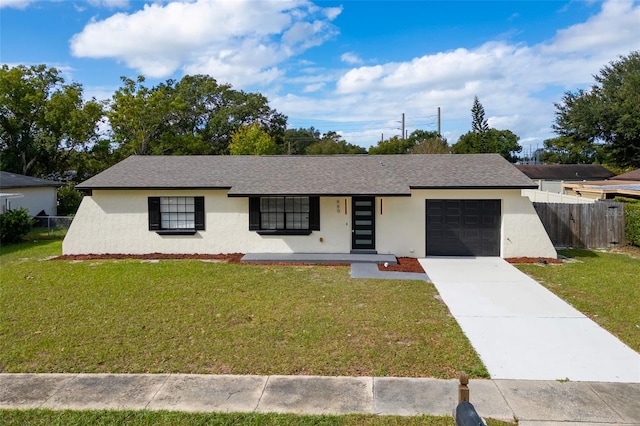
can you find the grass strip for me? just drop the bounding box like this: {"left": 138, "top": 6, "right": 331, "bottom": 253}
{"left": 0, "top": 409, "right": 514, "bottom": 426}
{"left": 517, "top": 248, "right": 640, "bottom": 352}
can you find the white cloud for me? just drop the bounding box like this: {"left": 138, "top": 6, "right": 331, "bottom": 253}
{"left": 303, "top": 82, "right": 325, "bottom": 93}
{"left": 86, "top": 0, "right": 130, "bottom": 8}
{"left": 0, "top": 0, "right": 35, "bottom": 9}
{"left": 547, "top": 0, "right": 640, "bottom": 55}
{"left": 70, "top": 0, "right": 340, "bottom": 86}
{"left": 340, "top": 52, "right": 362, "bottom": 65}
{"left": 289, "top": 0, "right": 640, "bottom": 149}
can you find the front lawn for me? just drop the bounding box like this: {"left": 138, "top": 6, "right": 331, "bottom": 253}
{"left": 517, "top": 248, "right": 640, "bottom": 353}
{"left": 0, "top": 409, "right": 514, "bottom": 426}
{"left": 0, "top": 238, "right": 486, "bottom": 378}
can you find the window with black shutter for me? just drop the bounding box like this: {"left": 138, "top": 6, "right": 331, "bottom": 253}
{"left": 148, "top": 196, "right": 204, "bottom": 235}
{"left": 249, "top": 196, "right": 319, "bottom": 235}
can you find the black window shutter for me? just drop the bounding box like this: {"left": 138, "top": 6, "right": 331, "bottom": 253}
{"left": 148, "top": 197, "right": 160, "bottom": 230}
{"left": 309, "top": 196, "right": 320, "bottom": 230}
{"left": 249, "top": 197, "right": 260, "bottom": 230}
{"left": 194, "top": 196, "right": 205, "bottom": 230}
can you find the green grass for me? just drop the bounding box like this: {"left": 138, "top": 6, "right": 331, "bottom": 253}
{"left": 0, "top": 409, "right": 514, "bottom": 425}
{"left": 0, "top": 237, "right": 486, "bottom": 378}
{"left": 517, "top": 248, "right": 640, "bottom": 353}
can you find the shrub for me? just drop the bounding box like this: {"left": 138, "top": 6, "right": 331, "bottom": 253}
{"left": 625, "top": 203, "right": 640, "bottom": 247}
{"left": 0, "top": 208, "right": 36, "bottom": 244}
{"left": 57, "top": 185, "right": 83, "bottom": 216}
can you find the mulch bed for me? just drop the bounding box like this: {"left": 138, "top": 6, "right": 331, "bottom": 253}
{"left": 52, "top": 253, "right": 246, "bottom": 262}
{"left": 377, "top": 257, "right": 425, "bottom": 273}
{"left": 52, "top": 253, "right": 562, "bottom": 271}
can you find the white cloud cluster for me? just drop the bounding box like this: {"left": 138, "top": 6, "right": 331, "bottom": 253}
{"left": 66, "top": 0, "right": 639, "bottom": 151}
{"left": 0, "top": 0, "right": 36, "bottom": 9}
{"left": 70, "top": 0, "right": 341, "bottom": 86}
{"left": 277, "top": 0, "right": 640, "bottom": 149}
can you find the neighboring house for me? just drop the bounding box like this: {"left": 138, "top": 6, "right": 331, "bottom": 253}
{"left": 0, "top": 171, "right": 60, "bottom": 216}
{"left": 562, "top": 168, "right": 640, "bottom": 200}
{"left": 63, "top": 154, "right": 557, "bottom": 259}
{"left": 515, "top": 164, "right": 615, "bottom": 193}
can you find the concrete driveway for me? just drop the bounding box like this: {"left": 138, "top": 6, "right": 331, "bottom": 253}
{"left": 419, "top": 257, "right": 640, "bottom": 382}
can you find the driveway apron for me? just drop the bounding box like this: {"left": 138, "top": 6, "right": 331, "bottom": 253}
{"left": 419, "top": 257, "right": 640, "bottom": 382}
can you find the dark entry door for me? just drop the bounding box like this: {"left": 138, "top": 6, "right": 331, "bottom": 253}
{"left": 426, "top": 199, "right": 501, "bottom": 256}
{"left": 352, "top": 197, "right": 375, "bottom": 251}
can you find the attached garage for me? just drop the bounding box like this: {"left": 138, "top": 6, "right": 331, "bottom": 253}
{"left": 426, "top": 199, "right": 501, "bottom": 256}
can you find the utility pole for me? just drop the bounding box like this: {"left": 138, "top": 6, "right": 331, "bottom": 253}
{"left": 437, "top": 107, "right": 441, "bottom": 136}
{"left": 401, "top": 113, "right": 405, "bottom": 140}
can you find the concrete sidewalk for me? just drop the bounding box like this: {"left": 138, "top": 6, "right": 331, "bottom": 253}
{"left": 2, "top": 373, "right": 640, "bottom": 424}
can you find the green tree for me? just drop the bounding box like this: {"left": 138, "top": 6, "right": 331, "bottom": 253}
{"left": 539, "top": 136, "right": 602, "bottom": 164}
{"left": 108, "top": 75, "right": 287, "bottom": 157}
{"left": 108, "top": 76, "right": 175, "bottom": 156}
{"left": 452, "top": 97, "right": 522, "bottom": 162}
{"left": 306, "top": 131, "right": 366, "bottom": 154}
{"left": 368, "top": 135, "right": 415, "bottom": 154}
{"left": 57, "top": 184, "right": 83, "bottom": 216}
{"left": 453, "top": 129, "right": 521, "bottom": 162}
{"left": 408, "top": 130, "right": 449, "bottom": 154}
{"left": 283, "top": 127, "right": 321, "bottom": 155}
{"left": 229, "top": 123, "right": 277, "bottom": 155}
{"left": 0, "top": 64, "right": 104, "bottom": 176}
{"left": 471, "top": 96, "right": 489, "bottom": 133}
{"left": 552, "top": 51, "right": 640, "bottom": 168}
{"left": 72, "top": 139, "right": 123, "bottom": 181}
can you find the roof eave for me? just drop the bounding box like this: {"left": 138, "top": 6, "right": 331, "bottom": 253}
{"left": 77, "top": 186, "right": 233, "bottom": 191}
{"left": 410, "top": 185, "right": 538, "bottom": 190}
{"left": 227, "top": 192, "right": 412, "bottom": 197}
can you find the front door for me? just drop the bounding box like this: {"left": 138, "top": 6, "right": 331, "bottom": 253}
{"left": 351, "top": 197, "right": 376, "bottom": 251}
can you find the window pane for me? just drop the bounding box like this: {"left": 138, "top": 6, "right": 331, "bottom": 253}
{"left": 259, "top": 196, "right": 311, "bottom": 230}
{"left": 159, "top": 196, "right": 196, "bottom": 230}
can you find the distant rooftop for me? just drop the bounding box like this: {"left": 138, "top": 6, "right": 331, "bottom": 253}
{"left": 515, "top": 164, "right": 614, "bottom": 181}
{"left": 611, "top": 169, "right": 640, "bottom": 181}
{"left": 0, "top": 171, "right": 62, "bottom": 189}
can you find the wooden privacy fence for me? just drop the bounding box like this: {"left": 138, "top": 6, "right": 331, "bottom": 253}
{"left": 533, "top": 202, "right": 626, "bottom": 249}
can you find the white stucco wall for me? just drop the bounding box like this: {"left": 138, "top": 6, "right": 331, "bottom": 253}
{"left": 63, "top": 190, "right": 353, "bottom": 255}
{"left": 63, "top": 188, "right": 556, "bottom": 259}
{"left": 1, "top": 187, "right": 57, "bottom": 216}
{"left": 375, "top": 189, "right": 556, "bottom": 259}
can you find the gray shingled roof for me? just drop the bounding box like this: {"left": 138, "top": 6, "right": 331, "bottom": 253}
{"left": 76, "top": 154, "right": 536, "bottom": 195}
{"left": 611, "top": 169, "right": 640, "bottom": 181}
{"left": 515, "top": 164, "right": 615, "bottom": 180}
{"left": 0, "top": 171, "right": 62, "bottom": 189}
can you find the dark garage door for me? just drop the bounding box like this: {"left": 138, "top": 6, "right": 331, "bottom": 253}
{"left": 426, "top": 199, "right": 501, "bottom": 256}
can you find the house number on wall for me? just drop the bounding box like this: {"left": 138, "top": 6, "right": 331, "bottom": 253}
{"left": 336, "top": 199, "right": 340, "bottom": 213}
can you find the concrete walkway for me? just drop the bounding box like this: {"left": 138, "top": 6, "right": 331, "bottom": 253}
{"left": 419, "top": 257, "right": 640, "bottom": 383}
{"left": 2, "top": 373, "right": 640, "bottom": 424}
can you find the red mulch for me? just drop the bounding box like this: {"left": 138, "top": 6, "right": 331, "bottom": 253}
{"left": 52, "top": 253, "right": 246, "bottom": 262}
{"left": 377, "top": 257, "right": 425, "bottom": 273}
{"left": 52, "top": 253, "right": 560, "bottom": 270}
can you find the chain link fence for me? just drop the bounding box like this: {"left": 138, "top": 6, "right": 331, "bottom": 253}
{"left": 34, "top": 215, "right": 74, "bottom": 234}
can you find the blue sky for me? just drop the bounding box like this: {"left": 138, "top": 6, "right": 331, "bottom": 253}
{"left": 2, "top": 0, "right": 639, "bottom": 154}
